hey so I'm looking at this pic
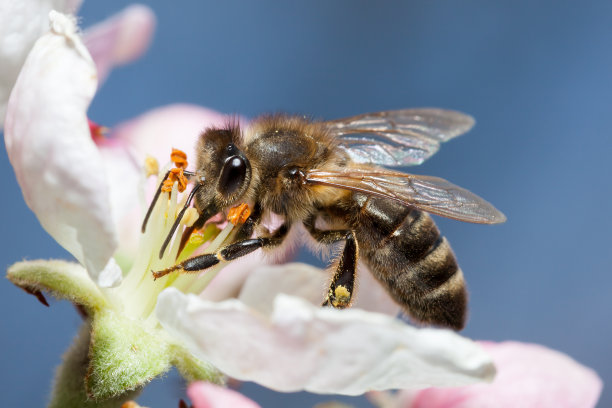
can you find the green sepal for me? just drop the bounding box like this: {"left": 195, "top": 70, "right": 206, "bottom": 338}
{"left": 9, "top": 260, "right": 224, "bottom": 400}
{"left": 7, "top": 260, "right": 107, "bottom": 312}
{"left": 86, "top": 309, "right": 223, "bottom": 399}
{"left": 171, "top": 344, "right": 224, "bottom": 385}
{"left": 86, "top": 309, "right": 171, "bottom": 400}
{"left": 49, "top": 323, "right": 141, "bottom": 408}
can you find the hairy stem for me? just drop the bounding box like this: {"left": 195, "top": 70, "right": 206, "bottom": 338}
{"left": 48, "top": 321, "right": 142, "bottom": 408}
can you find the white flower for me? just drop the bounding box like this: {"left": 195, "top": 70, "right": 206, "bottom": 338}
{"left": 5, "top": 8, "right": 496, "bottom": 400}
{"left": 4, "top": 5, "right": 157, "bottom": 286}
{"left": 0, "top": 0, "right": 82, "bottom": 127}
{"left": 369, "top": 341, "right": 602, "bottom": 408}
{"left": 159, "top": 287, "right": 494, "bottom": 395}
{"left": 5, "top": 7, "right": 226, "bottom": 400}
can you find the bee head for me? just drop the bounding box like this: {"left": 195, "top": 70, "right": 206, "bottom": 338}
{"left": 194, "top": 125, "right": 251, "bottom": 217}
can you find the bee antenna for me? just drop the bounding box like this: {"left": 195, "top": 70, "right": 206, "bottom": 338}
{"left": 141, "top": 170, "right": 172, "bottom": 233}
{"left": 159, "top": 183, "right": 203, "bottom": 259}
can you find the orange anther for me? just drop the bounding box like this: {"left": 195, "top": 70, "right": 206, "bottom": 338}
{"left": 171, "top": 148, "right": 188, "bottom": 169}
{"left": 161, "top": 179, "right": 173, "bottom": 192}
{"left": 227, "top": 203, "right": 251, "bottom": 225}
{"left": 161, "top": 167, "right": 189, "bottom": 193}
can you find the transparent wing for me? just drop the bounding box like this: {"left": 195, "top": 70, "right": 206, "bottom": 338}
{"left": 306, "top": 168, "right": 505, "bottom": 224}
{"left": 325, "top": 108, "right": 475, "bottom": 166}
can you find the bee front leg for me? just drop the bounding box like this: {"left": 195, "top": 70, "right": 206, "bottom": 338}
{"left": 152, "top": 222, "right": 288, "bottom": 279}
{"left": 176, "top": 203, "right": 263, "bottom": 261}
{"left": 304, "top": 216, "right": 358, "bottom": 309}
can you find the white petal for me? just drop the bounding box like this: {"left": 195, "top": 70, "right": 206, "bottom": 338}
{"left": 97, "top": 257, "right": 123, "bottom": 288}
{"left": 157, "top": 288, "right": 495, "bottom": 396}
{"left": 83, "top": 4, "right": 156, "bottom": 84}
{"left": 0, "top": 0, "right": 81, "bottom": 127}
{"left": 238, "top": 262, "right": 400, "bottom": 317}
{"left": 97, "top": 142, "right": 143, "bottom": 263}
{"left": 4, "top": 12, "right": 118, "bottom": 285}
{"left": 238, "top": 262, "right": 327, "bottom": 315}
{"left": 199, "top": 252, "right": 274, "bottom": 302}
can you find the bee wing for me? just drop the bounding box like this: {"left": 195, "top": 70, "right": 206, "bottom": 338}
{"left": 325, "top": 109, "right": 475, "bottom": 166}
{"left": 306, "top": 168, "right": 506, "bottom": 224}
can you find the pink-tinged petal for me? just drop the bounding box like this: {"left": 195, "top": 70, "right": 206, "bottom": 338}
{"left": 237, "top": 263, "right": 327, "bottom": 314}
{"left": 237, "top": 234, "right": 398, "bottom": 316}
{"left": 187, "top": 382, "right": 261, "bottom": 408}
{"left": 83, "top": 4, "right": 156, "bottom": 84}
{"left": 0, "top": 0, "right": 82, "bottom": 126}
{"left": 4, "top": 12, "right": 118, "bottom": 286}
{"left": 405, "top": 341, "right": 602, "bottom": 408}
{"left": 199, "top": 252, "right": 273, "bottom": 302}
{"left": 351, "top": 264, "right": 401, "bottom": 316}
{"left": 111, "top": 104, "right": 230, "bottom": 165}
{"left": 199, "top": 215, "right": 295, "bottom": 302}
{"left": 157, "top": 289, "right": 495, "bottom": 396}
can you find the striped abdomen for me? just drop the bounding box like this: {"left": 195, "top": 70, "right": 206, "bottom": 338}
{"left": 350, "top": 193, "right": 467, "bottom": 330}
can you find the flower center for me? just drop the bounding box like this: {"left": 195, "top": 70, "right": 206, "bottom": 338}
{"left": 114, "top": 150, "right": 241, "bottom": 325}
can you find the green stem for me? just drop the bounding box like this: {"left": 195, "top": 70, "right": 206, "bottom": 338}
{"left": 48, "top": 321, "right": 142, "bottom": 408}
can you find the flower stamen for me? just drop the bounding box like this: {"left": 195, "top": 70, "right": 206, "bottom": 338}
{"left": 170, "top": 148, "right": 188, "bottom": 169}
{"left": 144, "top": 155, "right": 159, "bottom": 178}
{"left": 162, "top": 168, "right": 188, "bottom": 193}
{"left": 182, "top": 207, "right": 200, "bottom": 228}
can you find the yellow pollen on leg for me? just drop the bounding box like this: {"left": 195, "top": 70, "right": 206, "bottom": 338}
{"left": 332, "top": 285, "right": 351, "bottom": 308}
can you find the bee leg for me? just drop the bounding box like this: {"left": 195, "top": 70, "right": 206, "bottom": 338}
{"left": 233, "top": 203, "right": 263, "bottom": 241}
{"left": 325, "top": 231, "right": 358, "bottom": 309}
{"left": 304, "top": 216, "right": 357, "bottom": 309}
{"left": 176, "top": 203, "right": 263, "bottom": 260}
{"left": 152, "top": 222, "right": 288, "bottom": 279}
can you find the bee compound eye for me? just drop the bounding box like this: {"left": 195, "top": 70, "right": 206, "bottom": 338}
{"left": 219, "top": 155, "right": 247, "bottom": 196}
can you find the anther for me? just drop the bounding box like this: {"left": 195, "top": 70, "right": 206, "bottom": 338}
{"left": 170, "top": 148, "right": 188, "bottom": 169}
{"left": 182, "top": 207, "right": 199, "bottom": 227}
{"left": 144, "top": 156, "right": 159, "bottom": 178}
{"left": 162, "top": 168, "right": 189, "bottom": 193}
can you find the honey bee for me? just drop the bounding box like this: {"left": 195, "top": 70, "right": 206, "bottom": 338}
{"left": 143, "top": 109, "right": 505, "bottom": 330}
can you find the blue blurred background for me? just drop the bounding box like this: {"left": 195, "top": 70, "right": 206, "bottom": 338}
{"left": 2, "top": 1, "right": 611, "bottom": 406}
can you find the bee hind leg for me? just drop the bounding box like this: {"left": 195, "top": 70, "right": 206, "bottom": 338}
{"left": 304, "top": 216, "right": 358, "bottom": 309}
